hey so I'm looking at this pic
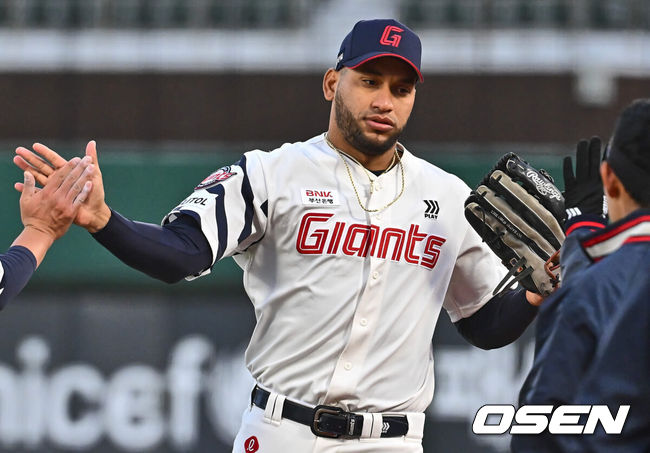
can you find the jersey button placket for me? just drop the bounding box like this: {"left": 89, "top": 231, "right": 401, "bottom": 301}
{"left": 324, "top": 261, "right": 386, "bottom": 403}
{"left": 323, "top": 166, "right": 392, "bottom": 403}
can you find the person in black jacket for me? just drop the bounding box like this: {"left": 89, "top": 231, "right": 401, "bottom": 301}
{"left": 512, "top": 98, "right": 650, "bottom": 452}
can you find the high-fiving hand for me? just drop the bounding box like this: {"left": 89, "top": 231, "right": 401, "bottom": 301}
{"left": 19, "top": 156, "right": 94, "bottom": 241}
{"left": 14, "top": 141, "right": 112, "bottom": 233}
{"left": 563, "top": 137, "right": 606, "bottom": 219}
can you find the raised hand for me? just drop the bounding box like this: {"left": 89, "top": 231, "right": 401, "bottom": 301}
{"left": 20, "top": 156, "right": 94, "bottom": 240}
{"left": 12, "top": 156, "right": 94, "bottom": 266}
{"left": 563, "top": 137, "right": 606, "bottom": 219}
{"left": 15, "top": 141, "right": 111, "bottom": 232}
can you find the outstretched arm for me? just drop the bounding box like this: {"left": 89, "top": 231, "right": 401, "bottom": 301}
{"left": 454, "top": 289, "right": 539, "bottom": 350}
{"left": 91, "top": 210, "right": 213, "bottom": 283}
{"left": 14, "top": 141, "right": 213, "bottom": 283}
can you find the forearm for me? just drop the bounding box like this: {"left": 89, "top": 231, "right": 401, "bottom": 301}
{"left": 91, "top": 209, "right": 213, "bottom": 283}
{"left": 454, "top": 288, "right": 538, "bottom": 350}
{"left": 11, "top": 226, "right": 56, "bottom": 266}
{"left": 0, "top": 246, "right": 37, "bottom": 308}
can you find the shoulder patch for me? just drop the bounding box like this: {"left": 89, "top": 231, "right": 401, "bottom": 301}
{"left": 195, "top": 166, "right": 237, "bottom": 190}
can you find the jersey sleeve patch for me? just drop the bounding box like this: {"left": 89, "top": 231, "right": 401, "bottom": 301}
{"left": 195, "top": 166, "right": 237, "bottom": 190}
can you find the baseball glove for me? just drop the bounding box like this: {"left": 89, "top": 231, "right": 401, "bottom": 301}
{"left": 464, "top": 153, "right": 566, "bottom": 297}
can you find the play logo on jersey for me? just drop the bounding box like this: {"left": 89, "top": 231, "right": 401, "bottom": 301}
{"left": 195, "top": 166, "right": 236, "bottom": 190}
{"left": 301, "top": 188, "right": 340, "bottom": 207}
{"left": 424, "top": 200, "right": 440, "bottom": 219}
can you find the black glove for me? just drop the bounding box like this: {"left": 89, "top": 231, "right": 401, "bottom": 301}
{"left": 563, "top": 137, "right": 605, "bottom": 219}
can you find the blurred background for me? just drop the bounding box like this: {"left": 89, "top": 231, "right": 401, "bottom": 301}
{"left": 0, "top": 1, "right": 649, "bottom": 451}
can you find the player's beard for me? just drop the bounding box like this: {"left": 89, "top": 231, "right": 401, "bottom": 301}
{"left": 334, "top": 90, "right": 405, "bottom": 157}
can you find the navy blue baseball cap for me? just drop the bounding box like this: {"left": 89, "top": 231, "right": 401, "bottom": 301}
{"left": 335, "top": 19, "right": 423, "bottom": 82}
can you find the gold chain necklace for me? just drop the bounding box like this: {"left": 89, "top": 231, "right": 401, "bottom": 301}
{"left": 324, "top": 133, "right": 405, "bottom": 213}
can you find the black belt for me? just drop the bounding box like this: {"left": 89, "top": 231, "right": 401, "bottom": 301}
{"left": 251, "top": 385, "right": 409, "bottom": 439}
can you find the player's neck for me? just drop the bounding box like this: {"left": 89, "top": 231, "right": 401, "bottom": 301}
{"left": 607, "top": 195, "right": 641, "bottom": 223}
{"left": 325, "top": 130, "right": 398, "bottom": 172}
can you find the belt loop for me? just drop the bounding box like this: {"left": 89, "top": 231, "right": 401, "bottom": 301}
{"left": 361, "top": 413, "right": 373, "bottom": 438}
{"left": 369, "top": 413, "right": 382, "bottom": 439}
{"left": 271, "top": 394, "right": 286, "bottom": 424}
{"left": 249, "top": 385, "right": 256, "bottom": 410}
{"left": 405, "top": 413, "right": 425, "bottom": 441}
{"left": 263, "top": 392, "right": 280, "bottom": 426}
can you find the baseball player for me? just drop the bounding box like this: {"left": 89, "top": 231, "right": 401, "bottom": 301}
{"left": 15, "top": 20, "right": 543, "bottom": 452}
{"left": 0, "top": 155, "right": 93, "bottom": 307}
{"left": 512, "top": 99, "right": 650, "bottom": 452}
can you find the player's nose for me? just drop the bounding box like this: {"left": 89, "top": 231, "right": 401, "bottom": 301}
{"left": 371, "top": 86, "right": 394, "bottom": 112}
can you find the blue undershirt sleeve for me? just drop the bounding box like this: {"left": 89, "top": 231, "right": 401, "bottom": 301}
{"left": 0, "top": 246, "right": 37, "bottom": 308}
{"left": 453, "top": 288, "right": 538, "bottom": 350}
{"left": 91, "top": 209, "right": 213, "bottom": 284}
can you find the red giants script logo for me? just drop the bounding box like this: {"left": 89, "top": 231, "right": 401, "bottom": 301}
{"left": 296, "top": 213, "right": 446, "bottom": 270}
{"left": 380, "top": 25, "right": 404, "bottom": 47}
{"left": 244, "top": 436, "right": 259, "bottom": 452}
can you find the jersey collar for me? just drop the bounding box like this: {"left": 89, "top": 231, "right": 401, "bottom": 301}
{"left": 580, "top": 208, "right": 650, "bottom": 261}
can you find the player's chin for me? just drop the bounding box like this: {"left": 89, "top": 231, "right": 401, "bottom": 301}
{"left": 357, "top": 135, "right": 400, "bottom": 156}
{"left": 364, "top": 129, "right": 400, "bottom": 147}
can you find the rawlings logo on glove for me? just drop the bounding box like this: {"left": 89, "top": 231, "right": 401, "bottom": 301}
{"left": 464, "top": 153, "right": 566, "bottom": 297}
{"left": 526, "top": 170, "right": 563, "bottom": 201}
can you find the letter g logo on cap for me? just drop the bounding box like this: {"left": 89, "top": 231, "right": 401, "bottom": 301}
{"left": 380, "top": 26, "right": 403, "bottom": 47}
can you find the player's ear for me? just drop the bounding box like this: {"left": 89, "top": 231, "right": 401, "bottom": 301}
{"left": 600, "top": 161, "right": 620, "bottom": 199}
{"left": 323, "top": 68, "right": 339, "bottom": 101}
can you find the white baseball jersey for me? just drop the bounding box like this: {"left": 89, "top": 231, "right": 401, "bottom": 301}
{"left": 164, "top": 133, "right": 504, "bottom": 413}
